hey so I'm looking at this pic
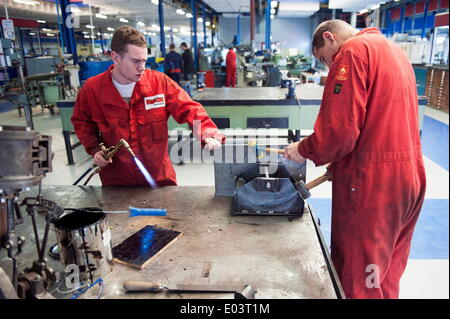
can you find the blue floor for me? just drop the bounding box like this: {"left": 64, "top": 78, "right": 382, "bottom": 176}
{"left": 421, "top": 115, "right": 449, "bottom": 170}
{"left": 309, "top": 198, "right": 449, "bottom": 259}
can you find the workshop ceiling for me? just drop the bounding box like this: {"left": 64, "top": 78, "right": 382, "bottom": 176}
{"left": 0, "top": 0, "right": 204, "bottom": 35}
{"left": 0, "top": 0, "right": 390, "bottom": 35}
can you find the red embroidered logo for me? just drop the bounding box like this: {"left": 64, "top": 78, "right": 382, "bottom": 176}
{"left": 336, "top": 65, "right": 349, "bottom": 81}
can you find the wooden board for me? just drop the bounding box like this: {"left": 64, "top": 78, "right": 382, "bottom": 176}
{"left": 112, "top": 225, "right": 182, "bottom": 270}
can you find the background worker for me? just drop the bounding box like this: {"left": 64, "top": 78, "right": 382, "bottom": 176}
{"left": 284, "top": 20, "right": 426, "bottom": 299}
{"left": 72, "top": 26, "right": 223, "bottom": 187}
{"left": 164, "top": 43, "right": 183, "bottom": 85}
{"left": 225, "top": 46, "right": 237, "bottom": 87}
{"left": 180, "top": 42, "right": 195, "bottom": 82}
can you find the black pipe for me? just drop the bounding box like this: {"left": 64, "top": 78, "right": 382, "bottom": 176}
{"left": 72, "top": 166, "right": 94, "bottom": 185}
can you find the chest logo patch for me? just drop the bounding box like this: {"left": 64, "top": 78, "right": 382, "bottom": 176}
{"left": 335, "top": 65, "right": 349, "bottom": 81}
{"left": 144, "top": 94, "right": 165, "bottom": 110}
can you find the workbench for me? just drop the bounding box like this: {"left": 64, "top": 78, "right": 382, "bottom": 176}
{"left": 0, "top": 186, "right": 344, "bottom": 299}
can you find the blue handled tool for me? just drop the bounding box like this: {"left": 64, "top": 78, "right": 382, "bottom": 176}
{"left": 83, "top": 207, "right": 167, "bottom": 217}
{"left": 128, "top": 206, "right": 166, "bottom": 217}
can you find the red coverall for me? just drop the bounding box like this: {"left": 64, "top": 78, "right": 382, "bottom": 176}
{"left": 225, "top": 48, "right": 237, "bottom": 87}
{"left": 298, "top": 28, "right": 426, "bottom": 298}
{"left": 72, "top": 65, "right": 224, "bottom": 186}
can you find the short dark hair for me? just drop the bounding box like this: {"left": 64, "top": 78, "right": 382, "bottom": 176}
{"left": 312, "top": 19, "right": 350, "bottom": 51}
{"left": 111, "top": 25, "right": 146, "bottom": 55}
{"left": 180, "top": 42, "right": 188, "bottom": 48}
{"left": 169, "top": 43, "right": 176, "bottom": 50}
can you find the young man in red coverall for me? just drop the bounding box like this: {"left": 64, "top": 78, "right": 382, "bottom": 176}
{"left": 72, "top": 26, "right": 223, "bottom": 186}
{"left": 284, "top": 20, "right": 426, "bottom": 299}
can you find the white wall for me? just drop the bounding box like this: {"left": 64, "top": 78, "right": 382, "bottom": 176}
{"left": 218, "top": 16, "right": 313, "bottom": 55}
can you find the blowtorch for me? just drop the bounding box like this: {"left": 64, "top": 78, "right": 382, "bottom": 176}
{"left": 73, "top": 138, "right": 136, "bottom": 185}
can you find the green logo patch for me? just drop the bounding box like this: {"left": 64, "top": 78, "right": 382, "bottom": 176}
{"left": 334, "top": 83, "right": 342, "bottom": 94}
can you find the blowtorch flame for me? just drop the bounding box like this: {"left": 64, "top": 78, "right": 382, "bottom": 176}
{"left": 133, "top": 157, "right": 157, "bottom": 188}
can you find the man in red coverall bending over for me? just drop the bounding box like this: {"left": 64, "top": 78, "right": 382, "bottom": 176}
{"left": 72, "top": 26, "right": 223, "bottom": 186}
{"left": 225, "top": 46, "right": 237, "bottom": 87}
{"left": 284, "top": 20, "right": 426, "bottom": 299}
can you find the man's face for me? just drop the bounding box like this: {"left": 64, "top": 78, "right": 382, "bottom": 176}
{"left": 313, "top": 31, "right": 341, "bottom": 67}
{"left": 112, "top": 44, "right": 148, "bottom": 83}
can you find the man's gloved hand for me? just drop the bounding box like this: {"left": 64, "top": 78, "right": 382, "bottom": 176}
{"left": 284, "top": 142, "right": 306, "bottom": 164}
{"left": 93, "top": 150, "right": 112, "bottom": 167}
{"left": 204, "top": 137, "right": 222, "bottom": 151}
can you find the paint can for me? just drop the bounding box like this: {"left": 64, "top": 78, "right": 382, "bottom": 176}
{"left": 53, "top": 207, "right": 113, "bottom": 286}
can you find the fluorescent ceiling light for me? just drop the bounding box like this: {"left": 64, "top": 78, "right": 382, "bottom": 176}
{"left": 270, "top": 14, "right": 274, "bottom": 19}
{"left": 86, "top": 24, "right": 95, "bottom": 29}
{"left": 119, "top": 18, "right": 129, "bottom": 23}
{"left": 29, "top": 32, "right": 36, "bottom": 35}
{"left": 82, "top": 31, "right": 88, "bottom": 34}
{"left": 172, "top": 28, "right": 179, "bottom": 32}
{"left": 186, "top": 13, "right": 193, "bottom": 18}
{"left": 163, "top": 26, "right": 170, "bottom": 30}
{"left": 270, "top": 8, "right": 276, "bottom": 14}
{"left": 198, "top": 17, "right": 203, "bottom": 23}
{"left": 13, "top": 0, "right": 39, "bottom": 5}
{"left": 278, "top": 2, "right": 320, "bottom": 12}
{"left": 37, "top": 20, "right": 46, "bottom": 23}
{"left": 137, "top": 21, "right": 145, "bottom": 26}
{"left": 370, "top": 4, "right": 380, "bottom": 10}
{"left": 205, "top": 21, "right": 211, "bottom": 26}
{"left": 46, "top": 33, "right": 55, "bottom": 37}
{"left": 42, "top": 28, "right": 52, "bottom": 32}
{"left": 96, "top": 13, "right": 107, "bottom": 19}
{"left": 359, "top": 9, "right": 368, "bottom": 14}
{"left": 152, "top": 24, "right": 158, "bottom": 29}
{"left": 97, "top": 32, "right": 101, "bottom": 35}
{"left": 151, "top": 0, "right": 159, "bottom": 4}
{"left": 107, "top": 27, "right": 114, "bottom": 31}
{"left": 176, "top": 9, "right": 185, "bottom": 15}
{"left": 271, "top": 1, "right": 278, "bottom": 7}
{"left": 84, "top": 35, "right": 90, "bottom": 39}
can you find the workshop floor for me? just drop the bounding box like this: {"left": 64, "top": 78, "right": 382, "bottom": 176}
{"left": 0, "top": 102, "right": 448, "bottom": 299}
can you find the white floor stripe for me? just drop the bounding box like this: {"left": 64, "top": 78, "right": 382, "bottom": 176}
{"left": 423, "top": 155, "right": 449, "bottom": 199}
{"left": 400, "top": 259, "right": 449, "bottom": 299}
{"left": 424, "top": 107, "right": 449, "bottom": 125}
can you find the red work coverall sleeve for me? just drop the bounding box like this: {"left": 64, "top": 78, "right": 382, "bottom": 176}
{"left": 298, "top": 51, "right": 369, "bottom": 166}
{"left": 164, "top": 76, "right": 225, "bottom": 144}
{"left": 71, "top": 87, "right": 102, "bottom": 156}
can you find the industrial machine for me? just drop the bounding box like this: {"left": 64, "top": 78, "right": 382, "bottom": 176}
{"left": 1, "top": 38, "right": 79, "bottom": 129}
{"left": 284, "top": 54, "right": 313, "bottom": 78}
{"left": 0, "top": 125, "right": 63, "bottom": 299}
{"left": 213, "top": 143, "right": 306, "bottom": 216}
